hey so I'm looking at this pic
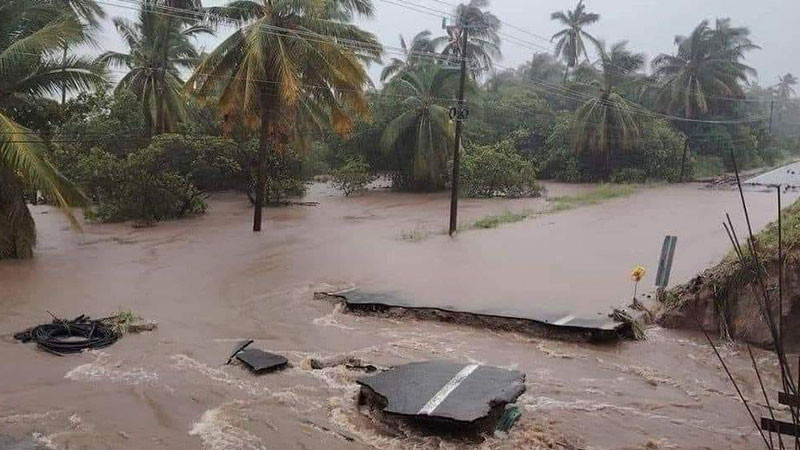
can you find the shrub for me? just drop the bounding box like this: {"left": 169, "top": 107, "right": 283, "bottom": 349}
{"left": 88, "top": 146, "right": 206, "bottom": 224}
{"left": 610, "top": 167, "right": 647, "bottom": 183}
{"left": 332, "top": 157, "right": 374, "bottom": 196}
{"left": 145, "top": 134, "right": 242, "bottom": 191}
{"left": 461, "top": 140, "right": 539, "bottom": 198}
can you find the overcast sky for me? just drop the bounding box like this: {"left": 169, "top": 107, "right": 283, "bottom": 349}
{"left": 92, "top": 0, "right": 800, "bottom": 88}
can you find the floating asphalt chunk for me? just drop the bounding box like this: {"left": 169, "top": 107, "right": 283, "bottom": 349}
{"left": 357, "top": 361, "right": 525, "bottom": 434}
{"left": 226, "top": 340, "right": 288, "bottom": 374}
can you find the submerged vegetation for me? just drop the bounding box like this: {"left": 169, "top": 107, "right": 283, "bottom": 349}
{"left": 547, "top": 184, "right": 637, "bottom": 212}
{"left": 1, "top": 0, "right": 799, "bottom": 258}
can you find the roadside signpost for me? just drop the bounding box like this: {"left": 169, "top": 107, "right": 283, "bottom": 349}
{"left": 655, "top": 235, "right": 678, "bottom": 300}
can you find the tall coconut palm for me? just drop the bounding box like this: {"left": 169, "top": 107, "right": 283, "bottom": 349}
{"left": 550, "top": 0, "right": 600, "bottom": 84}
{"left": 573, "top": 41, "right": 644, "bottom": 178}
{"left": 189, "top": 0, "right": 381, "bottom": 231}
{"left": 381, "top": 65, "right": 457, "bottom": 191}
{"left": 1, "top": 0, "right": 107, "bottom": 259}
{"left": 97, "top": 0, "right": 212, "bottom": 136}
{"left": 653, "top": 19, "right": 757, "bottom": 177}
{"left": 434, "top": 0, "right": 501, "bottom": 78}
{"left": 653, "top": 20, "right": 757, "bottom": 120}
{"left": 775, "top": 73, "right": 797, "bottom": 101}
{"left": 380, "top": 30, "right": 435, "bottom": 83}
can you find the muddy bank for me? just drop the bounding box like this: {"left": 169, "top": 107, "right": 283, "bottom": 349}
{"left": 657, "top": 199, "right": 800, "bottom": 349}
{"left": 0, "top": 182, "right": 792, "bottom": 449}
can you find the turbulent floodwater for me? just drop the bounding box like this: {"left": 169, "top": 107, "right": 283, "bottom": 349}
{"left": 0, "top": 182, "right": 794, "bottom": 449}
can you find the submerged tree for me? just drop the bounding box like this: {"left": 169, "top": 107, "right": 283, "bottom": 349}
{"left": 189, "top": 0, "right": 381, "bottom": 231}
{"left": 573, "top": 41, "right": 644, "bottom": 179}
{"left": 434, "top": 0, "right": 501, "bottom": 78}
{"left": 380, "top": 30, "right": 435, "bottom": 83}
{"left": 97, "top": 0, "right": 212, "bottom": 136}
{"left": 550, "top": 0, "right": 600, "bottom": 83}
{"left": 381, "top": 65, "right": 457, "bottom": 190}
{"left": 0, "top": 0, "right": 107, "bottom": 258}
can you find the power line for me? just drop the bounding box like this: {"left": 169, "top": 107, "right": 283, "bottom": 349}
{"left": 99, "top": 0, "right": 466, "bottom": 65}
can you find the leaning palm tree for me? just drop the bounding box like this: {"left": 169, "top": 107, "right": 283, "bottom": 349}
{"left": 550, "top": 0, "right": 600, "bottom": 84}
{"left": 775, "top": 73, "right": 797, "bottom": 101}
{"left": 1, "top": 0, "right": 107, "bottom": 259}
{"left": 434, "top": 0, "right": 501, "bottom": 78}
{"left": 573, "top": 41, "right": 644, "bottom": 179}
{"left": 381, "top": 64, "right": 457, "bottom": 191}
{"left": 97, "top": 0, "right": 212, "bottom": 136}
{"left": 189, "top": 0, "right": 381, "bottom": 231}
{"left": 380, "top": 30, "right": 435, "bottom": 83}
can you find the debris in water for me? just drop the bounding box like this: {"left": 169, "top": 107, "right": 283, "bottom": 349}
{"left": 495, "top": 405, "right": 521, "bottom": 432}
{"left": 14, "top": 314, "right": 119, "bottom": 355}
{"left": 357, "top": 361, "right": 525, "bottom": 435}
{"left": 226, "top": 340, "right": 288, "bottom": 374}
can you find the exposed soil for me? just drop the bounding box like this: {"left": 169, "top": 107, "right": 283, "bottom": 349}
{"left": 0, "top": 182, "right": 794, "bottom": 449}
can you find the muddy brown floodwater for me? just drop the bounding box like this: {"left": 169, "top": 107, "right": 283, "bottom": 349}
{"left": 0, "top": 182, "right": 795, "bottom": 449}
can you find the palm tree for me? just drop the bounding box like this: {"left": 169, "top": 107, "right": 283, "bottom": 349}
{"left": 381, "top": 65, "right": 456, "bottom": 191}
{"left": 523, "top": 52, "right": 566, "bottom": 84}
{"left": 1, "top": 0, "right": 107, "bottom": 259}
{"left": 653, "top": 20, "right": 757, "bottom": 120}
{"left": 652, "top": 19, "right": 757, "bottom": 177}
{"left": 380, "top": 30, "right": 435, "bottom": 83}
{"left": 97, "top": 0, "right": 212, "bottom": 136}
{"left": 573, "top": 41, "right": 644, "bottom": 179}
{"left": 57, "top": 0, "right": 106, "bottom": 104}
{"left": 434, "top": 0, "right": 501, "bottom": 78}
{"left": 189, "top": 0, "right": 381, "bottom": 231}
{"left": 775, "top": 73, "right": 797, "bottom": 101}
{"left": 550, "top": 0, "right": 600, "bottom": 84}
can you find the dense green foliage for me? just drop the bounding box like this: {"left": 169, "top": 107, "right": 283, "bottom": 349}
{"left": 461, "top": 140, "right": 538, "bottom": 198}
{"left": 54, "top": 134, "right": 241, "bottom": 223}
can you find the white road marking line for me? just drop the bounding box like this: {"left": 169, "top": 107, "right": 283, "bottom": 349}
{"left": 553, "top": 315, "right": 575, "bottom": 326}
{"left": 331, "top": 287, "right": 356, "bottom": 295}
{"left": 417, "top": 364, "right": 480, "bottom": 415}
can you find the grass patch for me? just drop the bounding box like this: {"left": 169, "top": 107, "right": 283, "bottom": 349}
{"left": 547, "top": 184, "right": 637, "bottom": 213}
{"left": 105, "top": 309, "right": 141, "bottom": 335}
{"left": 471, "top": 210, "right": 530, "bottom": 229}
{"left": 401, "top": 229, "right": 430, "bottom": 241}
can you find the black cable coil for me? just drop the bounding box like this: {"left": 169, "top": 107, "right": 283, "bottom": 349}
{"left": 14, "top": 315, "right": 119, "bottom": 355}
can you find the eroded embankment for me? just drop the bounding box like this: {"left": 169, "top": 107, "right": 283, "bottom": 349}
{"left": 657, "top": 197, "right": 800, "bottom": 348}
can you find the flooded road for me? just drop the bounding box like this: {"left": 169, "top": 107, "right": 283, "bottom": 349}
{"left": 0, "top": 182, "right": 794, "bottom": 449}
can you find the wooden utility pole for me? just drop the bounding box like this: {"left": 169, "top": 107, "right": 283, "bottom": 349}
{"left": 678, "top": 138, "right": 689, "bottom": 182}
{"left": 448, "top": 20, "right": 469, "bottom": 236}
{"left": 769, "top": 99, "right": 775, "bottom": 137}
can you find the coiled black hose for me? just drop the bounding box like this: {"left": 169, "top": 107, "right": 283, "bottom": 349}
{"left": 14, "top": 315, "right": 119, "bottom": 355}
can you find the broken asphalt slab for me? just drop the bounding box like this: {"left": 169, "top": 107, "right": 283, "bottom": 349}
{"left": 357, "top": 361, "right": 525, "bottom": 435}
{"left": 318, "top": 288, "right": 630, "bottom": 340}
